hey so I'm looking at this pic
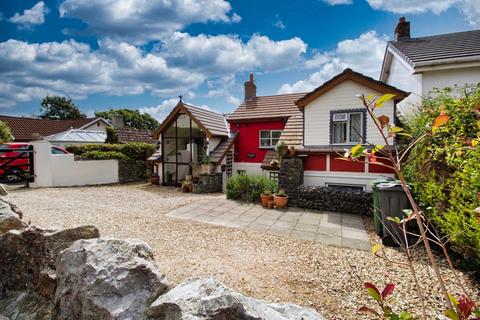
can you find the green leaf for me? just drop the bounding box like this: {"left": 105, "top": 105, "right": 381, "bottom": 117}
{"left": 402, "top": 209, "right": 413, "bottom": 217}
{"left": 350, "top": 144, "right": 366, "bottom": 158}
{"left": 376, "top": 94, "right": 396, "bottom": 107}
{"left": 372, "top": 145, "right": 384, "bottom": 153}
{"left": 396, "top": 132, "right": 413, "bottom": 138}
{"left": 366, "top": 287, "right": 382, "bottom": 302}
{"left": 389, "top": 126, "right": 404, "bottom": 134}
{"left": 387, "top": 216, "right": 401, "bottom": 224}
{"left": 445, "top": 309, "right": 459, "bottom": 320}
{"left": 473, "top": 309, "right": 480, "bottom": 317}
{"left": 448, "top": 294, "right": 459, "bottom": 307}
{"left": 399, "top": 311, "right": 415, "bottom": 320}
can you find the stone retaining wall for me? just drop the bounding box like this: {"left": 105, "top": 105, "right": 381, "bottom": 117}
{"left": 192, "top": 173, "right": 223, "bottom": 193}
{"left": 278, "top": 158, "right": 303, "bottom": 206}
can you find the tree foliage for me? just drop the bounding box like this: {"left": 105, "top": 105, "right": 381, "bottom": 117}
{"left": 105, "top": 127, "right": 119, "bottom": 144}
{"left": 0, "top": 121, "right": 12, "bottom": 143}
{"left": 403, "top": 84, "right": 480, "bottom": 267}
{"left": 95, "top": 108, "right": 159, "bottom": 131}
{"left": 39, "top": 96, "right": 86, "bottom": 120}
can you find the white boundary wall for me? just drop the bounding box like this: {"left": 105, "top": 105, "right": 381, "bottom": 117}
{"left": 30, "top": 141, "right": 119, "bottom": 188}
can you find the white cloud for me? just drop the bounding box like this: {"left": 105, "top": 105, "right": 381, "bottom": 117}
{"left": 9, "top": 1, "right": 49, "bottom": 28}
{"left": 322, "top": 0, "right": 353, "bottom": 5}
{"left": 0, "top": 39, "right": 204, "bottom": 108}
{"left": 139, "top": 98, "right": 179, "bottom": 122}
{"left": 273, "top": 15, "right": 286, "bottom": 30}
{"left": 278, "top": 31, "right": 387, "bottom": 94}
{"left": 366, "top": 0, "right": 479, "bottom": 26}
{"left": 161, "top": 32, "right": 308, "bottom": 75}
{"left": 59, "top": 0, "right": 241, "bottom": 44}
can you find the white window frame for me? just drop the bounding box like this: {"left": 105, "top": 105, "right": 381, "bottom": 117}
{"left": 259, "top": 130, "right": 282, "bottom": 149}
{"left": 331, "top": 111, "right": 364, "bottom": 145}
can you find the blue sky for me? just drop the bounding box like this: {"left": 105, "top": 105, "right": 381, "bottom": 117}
{"left": 0, "top": 0, "right": 478, "bottom": 121}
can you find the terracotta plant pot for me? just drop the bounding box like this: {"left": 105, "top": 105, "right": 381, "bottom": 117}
{"left": 274, "top": 194, "right": 288, "bottom": 209}
{"left": 150, "top": 175, "right": 159, "bottom": 185}
{"left": 260, "top": 193, "right": 274, "bottom": 207}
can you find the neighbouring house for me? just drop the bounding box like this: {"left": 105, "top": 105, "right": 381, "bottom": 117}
{"left": 226, "top": 73, "right": 306, "bottom": 179}
{"left": 152, "top": 100, "right": 236, "bottom": 186}
{"left": 380, "top": 17, "right": 480, "bottom": 113}
{"left": 228, "top": 69, "right": 408, "bottom": 190}
{"left": 0, "top": 115, "right": 110, "bottom": 142}
{"left": 109, "top": 114, "right": 156, "bottom": 144}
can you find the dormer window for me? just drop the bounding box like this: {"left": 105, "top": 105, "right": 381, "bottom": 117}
{"left": 330, "top": 110, "right": 365, "bottom": 145}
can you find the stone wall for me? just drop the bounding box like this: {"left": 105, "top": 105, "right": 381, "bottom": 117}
{"left": 192, "top": 173, "right": 223, "bottom": 194}
{"left": 118, "top": 159, "right": 149, "bottom": 183}
{"left": 278, "top": 158, "right": 303, "bottom": 206}
{"left": 297, "top": 186, "right": 372, "bottom": 215}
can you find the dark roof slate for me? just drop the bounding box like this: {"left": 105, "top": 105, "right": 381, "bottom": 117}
{"left": 116, "top": 128, "right": 155, "bottom": 144}
{"left": 388, "top": 30, "right": 480, "bottom": 68}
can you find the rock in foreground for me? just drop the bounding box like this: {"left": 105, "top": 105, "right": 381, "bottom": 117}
{"left": 55, "top": 238, "right": 169, "bottom": 320}
{"left": 148, "top": 277, "right": 324, "bottom": 320}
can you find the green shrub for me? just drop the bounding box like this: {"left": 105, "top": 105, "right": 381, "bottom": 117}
{"left": 105, "top": 127, "right": 119, "bottom": 144}
{"left": 403, "top": 84, "right": 480, "bottom": 267}
{"left": 225, "top": 174, "right": 277, "bottom": 202}
{"left": 79, "top": 150, "right": 129, "bottom": 160}
{"left": 66, "top": 142, "right": 155, "bottom": 160}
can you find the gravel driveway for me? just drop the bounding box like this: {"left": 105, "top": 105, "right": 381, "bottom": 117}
{"left": 5, "top": 183, "right": 479, "bottom": 319}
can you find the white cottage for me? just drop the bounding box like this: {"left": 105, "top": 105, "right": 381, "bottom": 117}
{"left": 380, "top": 17, "right": 480, "bottom": 113}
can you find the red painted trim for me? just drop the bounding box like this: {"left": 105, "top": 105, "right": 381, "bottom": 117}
{"left": 330, "top": 156, "right": 365, "bottom": 172}
{"left": 304, "top": 154, "right": 327, "bottom": 171}
{"left": 229, "top": 120, "right": 286, "bottom": 163}
{"left": 368, "top": 157, "right": 395, "bottom": 174}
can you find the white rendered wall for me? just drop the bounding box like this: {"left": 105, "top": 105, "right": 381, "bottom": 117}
{"left": 304, "top": 170, "right": 394, "bottom": 191}
{"left": 304, "top": 80, "right": 395, "bottom": 147}
{"left": 83, "top": 121, "right": 109, "bottom": 132}
{"left": 232, "top": 162, "right": 265, "bottom": 175}
{"left": 422, "top": 67, "right": 480, "bottom": 96}
{"left": 30, "top": 141, "right": 119, "bottom": 188}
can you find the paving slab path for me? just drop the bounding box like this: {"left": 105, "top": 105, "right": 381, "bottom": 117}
{"left": 167, "top": 198, "right": 370, "bottom": 250}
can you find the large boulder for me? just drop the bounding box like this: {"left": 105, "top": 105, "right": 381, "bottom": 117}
{"left": 0, "top": 291, "right": 57, "bottom": 320}
{"left": 0, "top": 225, "right": 99, "bottom": 298}
{"left": 0, "top": 199, "right": 26, "bottom": 235}
{"left": 147, "top": 277, "right": 324, "bottom": 320}
{"left": 55, "top": 238, "right": 169, "bottom": 320}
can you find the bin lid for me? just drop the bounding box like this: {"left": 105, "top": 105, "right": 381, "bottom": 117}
{"left": 370, "top": 177, "right": 396, "bottom": 186}
{"left": 377, "top": 182, "right": 407, "bottom": 190}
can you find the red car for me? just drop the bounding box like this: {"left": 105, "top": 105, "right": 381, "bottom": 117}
{"left": 0, "top": 143, "right": 68, "bottom": 181}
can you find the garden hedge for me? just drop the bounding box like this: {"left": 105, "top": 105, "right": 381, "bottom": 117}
{"left": 403, "top": 84, "right": 480, "bottom": 268}
{"left": 66, "top": 142, "right": 156, "bottom": 161}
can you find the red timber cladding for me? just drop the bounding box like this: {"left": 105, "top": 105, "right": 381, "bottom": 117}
{"left": 330, "top": 156, "right": 365, "bottom": 172}
{"left": 368, "top": 157, "right": 395, "bottom": 174}
{"left": 303, "top": 154, "right": 327, "bottom": 171}
{"left": 230, "top": 120, "right": 285, "bottom": 163}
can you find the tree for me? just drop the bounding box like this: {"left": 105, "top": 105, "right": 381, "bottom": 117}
{"left": 105, "top": 127, "right": 119, "bottom": 144}
{"left": 39, "top": 96, "right": 86, "bottom": 120}
{"left": 95, "top": 109, "right": 159, "bottom": 131}
{"left": 0, "top": 121, "right": 12, "bottom": 143}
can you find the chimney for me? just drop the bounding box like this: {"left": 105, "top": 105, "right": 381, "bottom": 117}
{"left": 111, "top": 114, "right": 125, "bottom": 129}
{"left": 244, "top": 73, "right": 256, "bottom": 101}
{"left": 394, "top": 17, "right": 410, "bottom": 41}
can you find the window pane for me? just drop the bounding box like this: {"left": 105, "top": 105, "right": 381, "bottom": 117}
{"left": 260, "top": 131, "right": 270, "bottom": 139}
{"left": 164, "top": 163, "right": 176, "bottom": 184}
{"left": 349, "top": 113, "right": 362, "bottom": 142}
{"left": 177, "top": 165, "right": 190, "bottom": 183}
{"left": 176, "top": 114, "right": 190, "bottom": 137}
{"left": 163, "top": 138, "right": 176, "bottom": 162}
{"left": 177, "top": 136, "right": 190, "bottom": 163}
{"left": 272, "top": 138, "right": 280, "bottom": 146}
{"left": 260, "top": 138, "right": 271, "bottom": 147}
{"left": 271, "top": 131, "right": 282, "bottom": 139}
{"left": 164, "top": 119, "right": 176, "bottom": 136}
{"left": 333, "top": 122, "right": 347, "bottom": 143}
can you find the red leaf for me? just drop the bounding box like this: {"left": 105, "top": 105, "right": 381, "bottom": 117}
{"left": 432, "top": 113, "right": 449, "bottom": 132}
{"left": 358, "top": 306, "right": 380, "bottom": 317}
{"left": 377, "top": 115, "right": 390, "bottom": 129}
{"left": 381, "top": 283, "right": 395, "bottom": 300}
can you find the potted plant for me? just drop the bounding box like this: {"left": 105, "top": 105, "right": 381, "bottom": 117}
{"left": 274, "top": 189, "right": 288, "bottom": 209}
{"left": 260, "top": 189, "right": 274, "bottom": 208}
{"left": 150, "top": 172, "right": 160, "bottom": 185}
{"left": 180, "top": 180, "right": 192, "bottom": 193}
{"left": 201, "top": 154, "right": 212, "bottom": 174}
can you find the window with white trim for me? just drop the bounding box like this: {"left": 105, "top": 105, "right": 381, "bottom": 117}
{"left": 259, "top": 130, "right": 282, "bottom": 148}
{"left": 331, "top": 111, "right": 364, "bottom": 144}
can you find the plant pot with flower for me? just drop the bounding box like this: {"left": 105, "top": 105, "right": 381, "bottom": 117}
{"left": 274, "top": 190, "right": 288, "bottom": 209}
{"left": 260, "top": 189, "right": 274, "bottom": 208}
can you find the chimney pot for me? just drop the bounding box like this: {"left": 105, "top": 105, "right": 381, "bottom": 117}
{"left": 395, "top": 17, "right": 410, "bottom": 41}
{"left": 244, "top": 73, "right": 256, "bottom": 101}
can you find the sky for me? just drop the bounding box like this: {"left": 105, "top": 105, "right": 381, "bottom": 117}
{"left": 0, "top": 0, "right": 478, "bottom": 121}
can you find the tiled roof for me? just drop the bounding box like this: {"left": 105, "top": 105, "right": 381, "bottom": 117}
{"left": 388, "top": 30, "right": 480, "bottom": 68}
{"left": 46, "top": 129, "right": 106, "bottom": 143}
{"left": 209, "top": 132, "right": 238, "bottom": 165}
{"left": 0, "top": 115, "right": 104, "bottom": 141}
{"left": 116, "top": 128, "right": 155, "bottom": 143}
{"left": 183, "top": 103, "right": 228, "bottom": 137}
{"left": 226, "top": 93, "right": 306, "bottom": 122}
{"left": 279, "top": 115, "right": 303, "bottom": 147}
